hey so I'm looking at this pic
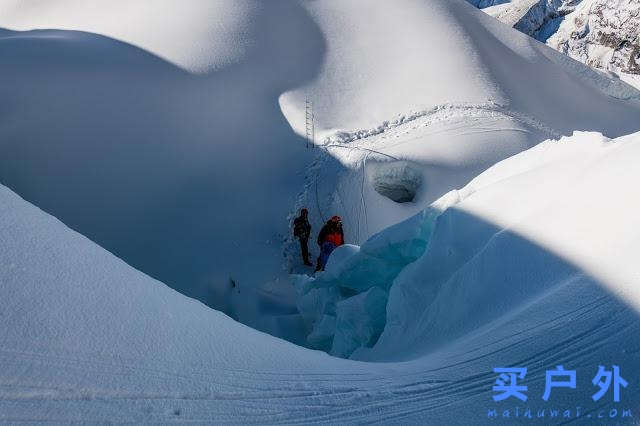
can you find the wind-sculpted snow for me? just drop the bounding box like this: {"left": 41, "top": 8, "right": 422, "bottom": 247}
{"left": 0, "top": 15, "right": 324, "bottom": 338}
{"left": 0, "top": 0, "right": 261, "bottom": 74}
{"left": 1, "top": 0, "right": 640, "bottom": 342}
{"left": 1, "top": 0, "right": 640, "bottom": 422}
{"left": 280, "top": 0, "right": 640, "bottom": 138}
{"left": 2, "top": 131, "right": 640, "bottom": 422}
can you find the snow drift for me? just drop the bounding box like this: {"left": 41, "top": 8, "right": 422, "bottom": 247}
{"left": 2, "top": 130, "right": 640, "bottom": 422}
{"left": 0, "top": 0, "right": 639, "bottom": 340}
{"left": 0, "top": 9, "right": 324, "bottom": 336}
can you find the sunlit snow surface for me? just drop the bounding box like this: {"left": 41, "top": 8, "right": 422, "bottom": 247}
{"left": 0, "top": 0, "right": 638, "bottom": 338}
{"left": 1, "top": 0, "right": 640, "bottom": 422}
{"left": 2, "top": 131, "right": 640, "bottom": 422}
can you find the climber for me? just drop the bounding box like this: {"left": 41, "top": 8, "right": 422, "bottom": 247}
{"left": 315, "top": 215, "right": 344, "bottom": 272}
{"left": 293, "top": 208, "right": 313, "bottom": 266}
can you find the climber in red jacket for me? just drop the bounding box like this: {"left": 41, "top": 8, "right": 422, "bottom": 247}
{"left": 315, "top": 216, "right": 344, "bottom": 272}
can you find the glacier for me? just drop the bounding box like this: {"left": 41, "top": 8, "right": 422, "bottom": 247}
{"left": 2, "top": 130, "right": 640, "bottom": 422}
{"left": 1, "top": 0, "right": 640, "bottom": 423}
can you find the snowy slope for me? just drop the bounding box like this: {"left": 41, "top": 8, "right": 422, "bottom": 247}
{"left": 294, "top": 129, "right": 640, "bottom": 360}
{"left": 0, "top": 0, "right": 261, "bottom": 74}
{"left": 0, "top": 4, "right": 323, "bottom": 336}
{"left": 281, "top": 0, "right": 640, "bottom": 138}
{"left": 0, "top": 0, "right": 639, "bottom": 340}
{"left": 284, "top": 1, "right": 640, "bottom": 276}
{"left": 292, "top": 130, "right": 640, "bottom": 419}
{"left": 2, "top": 130, "right": 640, "bottom": 422}
{"left": 283, "top": 0, "right": 640, "bottom": 256}
{"left": 0, "top": 183, "right": 384, "bottom": 422}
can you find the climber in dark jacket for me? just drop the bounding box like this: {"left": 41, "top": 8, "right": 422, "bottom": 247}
{"left": 315, "top": 216, "right": 344, "bottom": 272}
{"left": 293, "top": 208, "right": 312, "bottom": 266}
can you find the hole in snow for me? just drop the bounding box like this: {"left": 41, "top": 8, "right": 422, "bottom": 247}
{"left": 368, "top": 161, "right": 422, "bottom": 203}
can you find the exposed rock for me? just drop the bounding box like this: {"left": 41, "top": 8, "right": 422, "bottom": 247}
{"left": 469, "top": 0, "right": 640, "bottom": 89}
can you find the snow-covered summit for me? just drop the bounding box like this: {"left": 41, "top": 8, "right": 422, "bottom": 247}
{"left": 471, "top": 0, "right": 640, "bottom": 89}
{"left": 547, "top": 0, "right": 640, "bottom": 89}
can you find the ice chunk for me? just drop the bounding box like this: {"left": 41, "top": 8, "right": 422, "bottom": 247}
{"left": 307, "top": 315, "right": 337, "bottom": 351}
{"left": 295, "top": 190, "right": 463, "bottom": 356}
{"left": 362, "top": 190, "right": 462, "bottom": 263}
{"left": 315, "top": 247, "right": 399, "bottom": 293}
{"left": 330, "top": 287, "right": 388, "bottom": 359}
{"left": 323, "top": 244, "right": 360, "bottom": 281}
{"left": 335, "top": 253, "right": 403, "bottom": 292}
{"left": 297, "top": 286, "right": 341, "bottom": 327}
{"left": 292, "top": 273, "right": 316, "bottom": 296}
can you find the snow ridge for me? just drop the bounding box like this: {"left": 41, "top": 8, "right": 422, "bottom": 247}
{"left": 322, "top": 102, "right": 562, "bottom": 146}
